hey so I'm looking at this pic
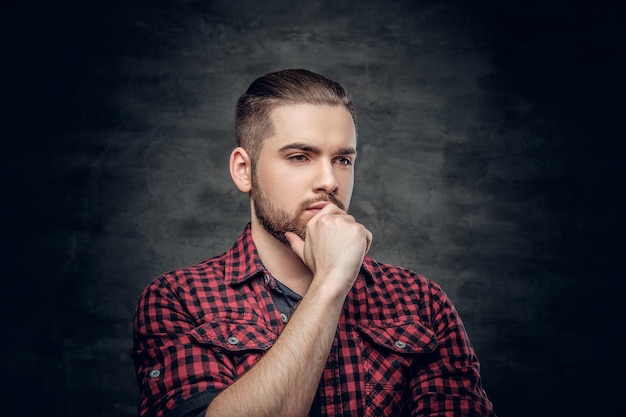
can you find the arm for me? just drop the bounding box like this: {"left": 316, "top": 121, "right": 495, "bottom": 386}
{"left": 410, "top": 281, "right": 496, "bottom": 416}
{"left": 204, "top": 272, "right": 344, "bottom": 417}
{"left": 132, "top": 276, "right": 228, "bottom": 417}
{"left": 205, "top": 204, "right": 372, "bottom": 417}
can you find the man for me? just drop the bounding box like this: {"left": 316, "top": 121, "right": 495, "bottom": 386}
{"left": 131, "top": 69, "right": 497, "bottom": 417}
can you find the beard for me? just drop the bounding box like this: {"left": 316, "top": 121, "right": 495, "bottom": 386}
{"left": 251, "top": 176, "right": 345, "bottom": 244}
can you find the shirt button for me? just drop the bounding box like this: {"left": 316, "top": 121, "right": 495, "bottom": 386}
{"left": 264, "top": 274, "right": 271, "bottom": 284}
{"left": 227, "top": 336, "right": 240, "bottom": 345}
{"left": 395, "top": 340, "right": 407, "bottom": 349}
{"left": 148, "top": 369, "right": 161, "bottom": 378}
{"left": 280, "top": 313, "right": 289, "bottom": 323}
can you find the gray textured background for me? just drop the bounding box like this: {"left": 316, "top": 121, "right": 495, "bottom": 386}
{"left": 3, "top": 0, "right": 624, "bottom": 416}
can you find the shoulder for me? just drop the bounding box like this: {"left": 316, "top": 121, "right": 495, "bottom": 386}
{"left": 156, "top": 254, "right": 227, "bottom": 289}
{"left": 362, "top": 256, "right": 443, "bottom": 293}
{"left": 359, "top": 256, "right": 452, "bottom": 317}
{"left": 137, "top": 252, "right": 229, "bottom": 308}
{"left": 133, "top": 251, "right": 240, "bottom": 326}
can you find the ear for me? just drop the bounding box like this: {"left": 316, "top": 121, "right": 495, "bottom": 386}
{"left": 229, "top": 147, "right": 253, "bottom": 193}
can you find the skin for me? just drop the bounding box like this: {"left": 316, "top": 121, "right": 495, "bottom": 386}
{"left": 206, "top": 104, "right": 372, "bottom": 416}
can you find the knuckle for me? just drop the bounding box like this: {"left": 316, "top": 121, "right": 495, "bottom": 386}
{"left": 317, "top": 213, "right": 332, "bottom": 225}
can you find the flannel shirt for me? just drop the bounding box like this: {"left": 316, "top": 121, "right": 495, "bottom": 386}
{"left": 131, "top": 224, "right": 496, "bottom": 417}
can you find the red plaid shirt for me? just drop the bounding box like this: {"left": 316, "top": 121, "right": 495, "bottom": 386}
{"left": 131, "top": 224, "right": 496, "bottom": 417}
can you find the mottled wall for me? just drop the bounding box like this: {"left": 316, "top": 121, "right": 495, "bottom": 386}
{"left": 3, "top": 0, "right": 623, "bottom": 416}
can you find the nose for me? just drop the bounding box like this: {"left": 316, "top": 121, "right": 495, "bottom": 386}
{"left": 314, "top": 160, "right": 339, "bottom": 195}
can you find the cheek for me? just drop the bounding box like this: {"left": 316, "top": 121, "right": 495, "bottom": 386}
{"left": 256, "top": 166, "right": 306, "bottom": 201}
{"left": 274, "top": 174, "right": 305, "bottom": 196}
{"left": 339, "top": 175, "right": 354, "bottom": 208}
{"left": 257, "top": 163, "right": 288, "bottom": 188}
{"left": 343, "top": 191, "right": 353, "bottom": 210}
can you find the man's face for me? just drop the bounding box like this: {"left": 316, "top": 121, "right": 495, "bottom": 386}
{"left": 251, "top": 103, "right": 357, "bottom": 243}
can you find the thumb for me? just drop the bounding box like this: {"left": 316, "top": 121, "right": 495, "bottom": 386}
{"left": 284, "top": 231, "right": 305, "bottom": 262}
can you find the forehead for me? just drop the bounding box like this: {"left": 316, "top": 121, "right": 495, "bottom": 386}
{"left": 264, "top": 104, "right": 357, "bottom": 150}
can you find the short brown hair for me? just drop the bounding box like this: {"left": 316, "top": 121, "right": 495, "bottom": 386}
{"left": 235, "top": 69, "right": 357, "bottom": 163}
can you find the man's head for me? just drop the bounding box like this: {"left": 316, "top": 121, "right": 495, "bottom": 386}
{"left": 235, "top": 69, "right": 357, "bottom": 166}
{"left": 230, "top": 69, "right": 358, "bottom": 244}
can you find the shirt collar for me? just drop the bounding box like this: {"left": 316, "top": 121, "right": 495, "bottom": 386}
{"left": 223, "top": 223, "right": 376, "bottom": 286}
{"left": 223, "top": 223, "right": 267, "bottom": 286}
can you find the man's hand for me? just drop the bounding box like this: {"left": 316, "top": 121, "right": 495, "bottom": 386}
{"left": 285, "top": 204, "right": 372, "bottom": 298}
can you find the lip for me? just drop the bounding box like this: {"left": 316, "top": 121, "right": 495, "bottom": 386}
{"left": 307, "top": 201, "right": 331, "bottom": 211}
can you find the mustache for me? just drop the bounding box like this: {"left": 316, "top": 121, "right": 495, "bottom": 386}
{"left": 298, "top": 194, "right": 345, "bottom": 212}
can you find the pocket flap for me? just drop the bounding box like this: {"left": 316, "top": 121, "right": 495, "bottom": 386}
{"left": 191, "top": 318, "right": 276, "bottom": 352}
{"left": 357, "top": 320, "right": 438, "bottom": 354}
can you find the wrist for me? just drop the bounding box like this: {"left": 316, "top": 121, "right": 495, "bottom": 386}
{"left": 306, "top": 270, "right": 356, "bottom": 305}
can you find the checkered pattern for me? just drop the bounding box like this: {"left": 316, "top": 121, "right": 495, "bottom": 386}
{"left": 131, "top": 224, "right": 496, "bottom": 416}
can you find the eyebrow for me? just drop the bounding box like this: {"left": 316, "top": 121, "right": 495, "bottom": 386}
{"left": 278, "top": 142, "right": 357, "bottom": 156}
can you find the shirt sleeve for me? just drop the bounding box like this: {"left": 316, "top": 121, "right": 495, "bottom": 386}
{"left": 130, "top": 275, "right": 232, "bottom": 417}
{"left": 410, "top": 280, "right": 497, "bottom": 417}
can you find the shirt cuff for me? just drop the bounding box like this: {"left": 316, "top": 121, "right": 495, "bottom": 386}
{"left": 164, "top": 389, "right": 222, "bottom": 417}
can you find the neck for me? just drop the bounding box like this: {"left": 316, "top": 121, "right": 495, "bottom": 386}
{"left": 250, "top": 218, "right": 313, "bottom": 296}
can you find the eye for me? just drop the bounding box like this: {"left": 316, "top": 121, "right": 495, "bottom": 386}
{"left": 335, "top": 156, "right": 353, "bottom": 166}
{"left": 288, "top": 154, "right": 309, "bottom": 163}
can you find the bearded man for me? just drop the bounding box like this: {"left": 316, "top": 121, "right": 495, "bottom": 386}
{"left": 131, "top": 69, "right": 497, "bottom": 417}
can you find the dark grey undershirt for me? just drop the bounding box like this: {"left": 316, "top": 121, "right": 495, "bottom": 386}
{"left": 272, "top": 278, "right": 303, "bottom": 324}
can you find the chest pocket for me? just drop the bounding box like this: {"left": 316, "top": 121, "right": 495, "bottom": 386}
{"left": 356, "top": 320, "right": 438, "bottom": 415}
{"left": 190, "top": 315, "right": 278, "bottom": 380}
{"left": 357, "top": 320, "right": 438, "bottom": 388}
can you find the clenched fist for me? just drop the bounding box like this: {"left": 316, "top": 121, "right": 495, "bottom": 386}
{"left": 285, "top": 204, "right": 372, "bottom": 299}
